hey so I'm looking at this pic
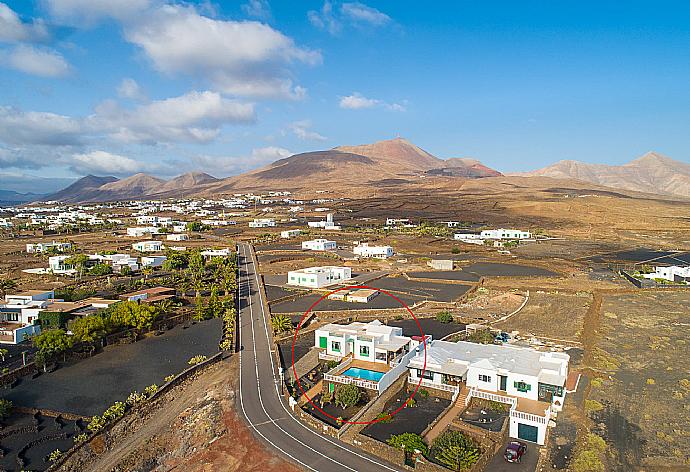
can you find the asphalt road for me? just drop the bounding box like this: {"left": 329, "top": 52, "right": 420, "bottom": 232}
{"left": 237, "top": 243, "right": 405, "bottom": 472}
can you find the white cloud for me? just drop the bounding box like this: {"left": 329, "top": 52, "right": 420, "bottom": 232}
{"left": 307, "top": 1, "right": 341, "bottom": 35}
{"left": 70, "top": 150, "right": 156, "bottom": 175}
{"left": 191, "top": 146, "right": 291, "bottom": 175}
{"left": 338, "top": 92, "right": 405, "bottom": 111}
{"left": 308, "top": 1, "right": 391, "bottom": 35}
{"left": 242, "top": 0, "right": 271, "bottom": 20}
{"left": 0, "top": 106, "right": 81, "bottom": 145}
{"left": 5, "top": 44, "right": 70, "bottom": 77}
{"left": 87, "top": 90, "right": 256, "bottom": 144}
{"left": 341, "top": 2, "right": 390, "bottom": 26}
{"left": 0, "top": 2, "right": 49, "bottom": 42}
{"left": 287, "top": 120, "right": 327, "bottom": 141}
{"left": 123, "top": 4, "right": 320, "bottom": 99}
{"left": 43, "top": 0, "right": 152, "bottom": 25}
{"left": 117, "top": 78, "right": 145, "bottom": 100}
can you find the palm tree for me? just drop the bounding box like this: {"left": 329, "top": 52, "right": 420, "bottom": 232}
{"left": 142, "top": 266, "right": 154, "bottom": 281}
{"left": 271, "top": 314, "right": 293, "bottom": 334}
{"left": 156, "top": 299, "right": 174, "bottom": 317}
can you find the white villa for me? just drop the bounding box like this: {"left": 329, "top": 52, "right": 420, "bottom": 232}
{"left": 327, "top": 288, "right": 379, "bottom": 303}
{"left": 249, "top": 218, "right": 276, "bottom": 228}
{"left": 316, "top": 320, "right": 413, "bottom": 364}
{"left": 127, "top": 227, "right": 159, "bottom": 237}
{"left": 287, "top": 266, "right": 351, "bottom": 288}
{"left": 26, "top": 241, "right": 72, "bottom": 253}
{"left": 132, "top": 241, "right": 163, "bottom": 252}
{"left": 280, "top": 229, "right": 302, "bottom": 239}
{"left": 643, "top": 265, "right": 690, "bottom": 283}
{"left": 407, "top": 340, "right": 570, "bottom": 445}
{"left": 167, "top": 233, "right": 189, "bottom": 241}
{"left": 200, "top": 248, "right": 233, "bottom": 258}
{"left": 0, "top": 290, "right": 51, "bottom": 343}
{"left": 308, "top": 213, "right": 341, "bottom": 230}
{"left": 353, "top": 243, "right": 394, "bottom": 259}
{"left": 302, "top": 239, "right": 336, "bottom": 251}
{"left": 141, "top": 256, "right": 167, "bottom": 268}
{"left": 455, "top": 228, "right": 532, "bottom": 243}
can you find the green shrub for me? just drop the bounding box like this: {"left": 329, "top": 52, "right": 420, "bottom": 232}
{"left": 387, "top": 433, "right": 428, "bottom": 456}
{"left": 432, "top": 430, "right": 480, "bottom": 471}
{"left": 436, "top": 311, "right": 453, "bottom": 323}
{"left": 335, "top": 384, "right": 361, "bottom": 409}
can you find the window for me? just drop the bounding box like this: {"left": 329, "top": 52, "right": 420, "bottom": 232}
{"left": 359, "top": 345, "right": 370, "bottom": 357}
{"left": 514, "top": 381, "right": 531, "bottom": 392}
{"left": 479, "top": 374, "right": 491, "bottom": 383}
{"left": 417, "top": 369, "right": 434, "bottom": 380}
{"left": 331, "top": 341, "right": 341, "bottom": 352}
{"left": 375, "top": 351, "right": 387, "bottom": 362}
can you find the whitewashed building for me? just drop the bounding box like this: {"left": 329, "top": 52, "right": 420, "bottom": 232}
{"left": 353, "top": 243, "right": 394, "bottom": 259}
{"left": 0, "top": 290, "right": 52, "bottom": 343}
{"left": 315, "top": 320, "right": 412, "bottom": 365}
{"left": 127, "top": 227, "right": 158, "bottom": 237}
{"left": 132, "top": 241, "right": 163, "bottom": 252}
{"left": 480, "top": 229, "right": 532, "bottom": 240}
{"left": 141, "top": 256, "right": 167, "bottom": 268}
{"left": 249, "top": 218, "right": 276, "bottom": 228}
{"left": 407, "top": 340, "right": 570, "bottom": 445}
{"left": 643, "top": 265, "right": 690, "bottom": 283}
{"left": 280, "top": 229, "right": 302, "bottom": 239}
{"left": 287, "top": 266, "right": 351, "bottom": 288}
{"left": 26, "top": 241, "right": 72, "bottom": 254}
{"left": 167, "top": 233, "right": 189, "bottom": 241}
{"left": 302, "top": 239, "right": 336, "bottom": 251}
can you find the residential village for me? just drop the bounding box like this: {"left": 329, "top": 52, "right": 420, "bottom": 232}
{"left": 0, "top": 192, "right": 687, "bottom": 472}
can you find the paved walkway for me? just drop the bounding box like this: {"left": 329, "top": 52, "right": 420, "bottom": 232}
{"left": 423, "top": 387, "right": 468, "bottom": 444}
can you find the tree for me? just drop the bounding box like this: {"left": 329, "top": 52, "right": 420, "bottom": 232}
{"left": 387, "top": 433, "right": 428, "bottom": 456}
{"left": 194, "top": 291, "right": 207, "bottom": 321}
{"left": 432, "top": 430, "right": 480, "bottom": 471}
{"left": 0, "top": 398, "right": 12, "bottom": 418}
{"left": 120, "top": 265, "right": 133, "bottom": 276}
{"left": 126, "top": 304, "right": 158, "bottom": 331}
{"left": 142, "top": 266, "right": 154, "bottom": 281}
{"left": 66, "top": 254, "right": 90, "bottom": 278}
{"left": 467, "top": 329, "right": 495, "bottom": 344}
{"left": 334, "top": 384, "right": 361, "bottom": 409}
{"left": 32, "top": 329, "right": 73, "bottom": 358}
{"left": 207, "top": 285, "right": 222, "bottom": 318}
{"left": 0, "top": 348, "right": 7, "bottom": 362}
{"left": 163, "top": 251, "right": 188, "bottom": 271}
{"left": 0, "top": 278, "right": 17, "bottom": 298}
{"left": 89, "top": 263, "right": 112, "bottom": 276}
{"left": 71, "top": 315, "right": 109, "bottom": 343}
{"left": 436, "top": 311, "right": 453, "bottom": 323}
{"left": 156, "top": 299, "right": 174, "bottom": 317}
{"left": 271, "top": 314, "right": 292, "bottom": 334}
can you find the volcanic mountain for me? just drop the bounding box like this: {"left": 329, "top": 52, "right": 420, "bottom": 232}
{"left": 518, "top": 152, "right": 690, "bottom": 198}
{"left": 207, "top": 138, "right": 501, "bottom": 193}
{"left": 45, "top": 175, "right": 119, "bottom": 202}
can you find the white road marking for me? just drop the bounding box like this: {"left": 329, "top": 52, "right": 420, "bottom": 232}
{"left": 238, "top": 245, "right": 359, "bottom": 472}
{"left": 242, "top": 243, "right": 403, "bottom": 472}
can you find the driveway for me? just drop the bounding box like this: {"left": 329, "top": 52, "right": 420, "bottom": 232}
{"left": 485, "top": 441, "right": 540, "bottom": 472}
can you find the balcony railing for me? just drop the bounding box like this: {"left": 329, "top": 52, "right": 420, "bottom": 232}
{"left": 408, "top": 376, "right": 460, "bottom": 394}
{"left": 318, "top": 351, "right": 342, "bottom": 362}
{"left": 323, "top": 373, "right": 379, "bottom": 391}
{"left": 510, "top": 409, "right": 549, "bottom": 424}
{"left": 466, "top": 387, "right": 518, "bottom": 408}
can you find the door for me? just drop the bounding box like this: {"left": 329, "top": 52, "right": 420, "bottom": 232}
{"left": 499, "top": 375, "right": 507, "bottom": 391}
{"left": 517, "top": 423, "right": 539, "bottom": 443}
{"left": 319, "top": 336, "right": 327, "bottom": 349}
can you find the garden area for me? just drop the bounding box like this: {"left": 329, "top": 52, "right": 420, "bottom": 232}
{"left": 361, "top": 387, "right": 450, "bottom": 442}
{"left": 386, "top": 429, "right": 482, "bottom": 471}
{"left": 301, "top": 384, "right": 369, "bottom": 428}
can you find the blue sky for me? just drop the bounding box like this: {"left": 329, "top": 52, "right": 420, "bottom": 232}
{"left": 1, "top": 1, "right": 689, "bottom": 192}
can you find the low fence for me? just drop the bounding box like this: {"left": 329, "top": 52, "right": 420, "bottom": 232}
{"left": 47, "top": 350, "right": 227, "bottom": 471}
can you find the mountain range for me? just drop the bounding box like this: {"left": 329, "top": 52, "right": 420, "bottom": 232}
{"left": 31, "top": 139, "right": 690, "bottom": 203}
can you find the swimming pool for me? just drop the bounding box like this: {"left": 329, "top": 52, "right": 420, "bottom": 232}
{"left": 342, "top": 367, "right": 384, "bottom": 382}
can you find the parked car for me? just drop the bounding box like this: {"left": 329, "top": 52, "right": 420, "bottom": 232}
{"left": 504, "top": 441, "right": 527, "bottom": 463}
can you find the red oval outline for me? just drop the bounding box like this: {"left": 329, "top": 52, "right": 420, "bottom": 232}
{"left": 291, "top": 284, "right": 428, "bottom": 425}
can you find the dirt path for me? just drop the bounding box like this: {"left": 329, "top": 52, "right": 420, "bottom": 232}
{"left": 83, "top": 361, "right": 231, "bottom": 472}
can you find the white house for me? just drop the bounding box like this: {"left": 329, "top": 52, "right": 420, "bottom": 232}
{"left": 200, "top": 248, "right": 233, "bottom": 258}
{"left": 302, "top": 239, "right": 336, "bottom": 251}
{"left": 0, "top": 290, "right": 52, "bottom": 343}
{"left": 281, "top": 229, "right": 302, "bottom": 239}
{"left": 132, "top": 240, "right": 163, "bottom": 252}
{"left": 141, "top": 256, "right": 167, "bottom": 268}
{"left": 47, "top": 255, "right": 76, "bottom": 274}
{"left": 104, "top": 254, "right": 140, "bottom": 272}
{"left": 26, "top": 241, "right": 72, "bottom": 253}
{"left": 249, "top": 218, "right": 276, "bottom": 228}
{"left": 127, "top": 227, "right": 158, "bottom": 237}
{"left": 315, "top": 320, "right": 413, "bottom": 365}
{"left": 643, "top": 265, "right": 690, "bottom": 283}
{"left": 328, "top": 288, "right": 379, "bottom": 303}
{"left": 167, "top": 233, "right": 189, "bottom": 241}
{"left": 454, "top": 232, "right": 483, "bottom": 242}
{"left": 353, "top": 243, "right": 394, "bottom": 259}
{"left": 480, "top": 229, "right": 532, "bottom": 240}
{"left": 287, "top": 266, "right": 351, "bottom": 288}
{"left": 308, "top": 213, "right": 341, "bottom": 230}
{"left": 407, "top": 340, "right": 570, "bottom": 445}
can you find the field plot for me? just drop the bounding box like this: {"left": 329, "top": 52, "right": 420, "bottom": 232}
{"left": 456, "top": 288, "right": 526, "bottom": 322}
{"left": 493, "top": 291, "right": 591, "bottom": 341}
{"left": 407, "top": 270, "right": 480, "bottom": 282}
{"left": 587, "top": 292, "right": 690, "bottom": 470}
{"left": 388, "top": 318, "right": 465, "bottom": 340}
{"left": 461, "top": 262, "right": 558, "bottom": 277}
{"left": 5, "top": 319, "right": 221, "bottom": 417}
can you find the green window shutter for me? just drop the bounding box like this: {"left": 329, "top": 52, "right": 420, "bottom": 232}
{"left": 319, "top": 336, "right": 327, "bottom": 348}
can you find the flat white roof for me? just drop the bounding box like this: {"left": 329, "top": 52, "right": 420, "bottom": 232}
{"left": 408, "top": 340, "right": 569, "bottom": 385}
